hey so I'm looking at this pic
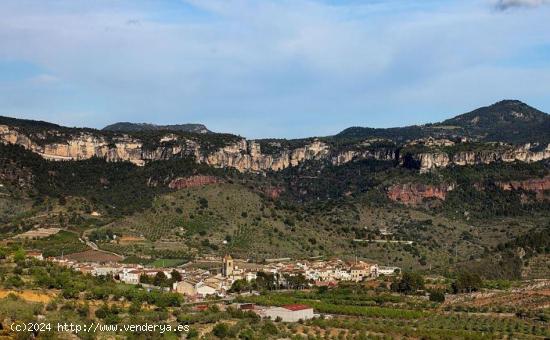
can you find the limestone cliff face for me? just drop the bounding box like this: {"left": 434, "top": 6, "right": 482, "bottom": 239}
{"left": 331, "top": 148, "right": 396, "bottom": 165}
{"left": 0, "top": 125, "right": 35, "bottom": 150}
{"left": 201, "top": 139, "right": 330, "bottom": 172}
{"left": 0, "top": 125, "right": 331, "bottom": 172}
{"left": 140, "top": 140, "right": 201, "bottom": 164}
{"left": 414, "top": 152, "right": 451, "bottom": 173}
{"left": 0, "top": 124, "right": 200, "bottom": 166}
{"left": 387, "top": 183, "right": 455, "bottom": 206}
{"left": 2, "top": 123, "right": 550, "bottom": 174}
{"left": 414, "top": 144, "right": 550, "bottom": 172}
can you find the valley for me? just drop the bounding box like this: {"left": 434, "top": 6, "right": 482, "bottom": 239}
{"left": 0, "top": 100, "right": 549, "bottom": 339}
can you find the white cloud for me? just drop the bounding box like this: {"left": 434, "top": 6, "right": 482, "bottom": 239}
{"left": 0, "top": 0, "right": 549, "bottom": 137}
{"left": 495, "top": 0, "right": 550, "bottom": 10}
{"left": 29, "top": 74, "right": 59, "bottom": 85}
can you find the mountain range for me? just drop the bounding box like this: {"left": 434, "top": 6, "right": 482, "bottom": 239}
{"left": 102, "top": 122, "right": 210, "bottom": 134}
{"left": 0, "top": 99, "right": 549, "bottom": 279}
{"left": 1, "top": 100, "right": 549, "bottom": 172}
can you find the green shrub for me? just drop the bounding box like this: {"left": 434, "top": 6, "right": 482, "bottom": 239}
{"left": 429, "top": 291, "right": 445, "bottom": 303}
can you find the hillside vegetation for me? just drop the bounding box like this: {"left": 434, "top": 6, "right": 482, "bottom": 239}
{"left": 1, "top": 100, "right": 549, "bottom": 279}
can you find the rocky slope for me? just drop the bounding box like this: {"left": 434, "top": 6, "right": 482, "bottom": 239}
{"left": 387, "top": 183, "right": 455, "bottom": 206}
{"left": 168, "top": 175, "right": 223, "bottom": 189}
{"left": 387, "top": 176, "right": 550, "bottom": 207}
{"left": 498, "top": 176, "right": 550, "bottom": 200}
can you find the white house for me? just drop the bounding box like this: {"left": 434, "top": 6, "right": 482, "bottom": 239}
{"left": 120, "top": 269, "right": 141, "bottom": 284}
{"left": 334, "top": 269, "right": 351, "bottom": 281}
{"left": 263, "top": 304, "right": 314, "bottom": 322}
{"left": 196, "top": 282, "right": 218, "bottom": 297}
{"left": 350, "top": 262, "right": 379, "bottom": 282}
{"left": 173, "top": 280, "right": 198, "bottom": 296}
{"left": 245, "top": 272, "right": 257, "bottom": 282}
{"left": 378, "top": 266, "right": 400, "bottom": 276}
{"left": 92, "top": 266, "right": 120, "bottom": 277}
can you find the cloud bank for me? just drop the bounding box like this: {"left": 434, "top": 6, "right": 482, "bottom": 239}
{"left": 495, "top": 0, "right": 550, "bottom": 10}
{"left": 0, "top": 0, "right": 549, "bottom": 138}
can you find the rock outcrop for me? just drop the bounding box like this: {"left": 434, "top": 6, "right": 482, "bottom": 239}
{"left": 387, "top": 183, "right": 455, "bottom": 206}
{"left": 498, "top": 176, "right": 550, "bottom": 200}
{"left": 264, "top": 187, "right": 284, "bottom": 199}
{"left": 413, "top": 144, "right": 550, "bottom": 172}
{"left": 0, "top": 124, "right": 200, "bottom": 166}
{"left": 331, "top": 148, "right": 396, "bottom": 165}
{"left": 168, "top": 175, "right": 223, "bottom": 189}
{"left": 0, "top": 125, "right": 333, "bottom": 172}
{"left": 201, "top": 139, "right": 330, "bottom": 172}
{"left": 2, "top": 123, "right": 550, "bottom": 174}
{"left": 413, "top": 152, "right": 450, "bottom": 173}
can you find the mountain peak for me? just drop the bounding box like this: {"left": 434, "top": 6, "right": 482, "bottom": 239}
{"left": 102, "top": 122, "right": 210, "bottom": 134}
{"left": 335, "top": 100, "right": 549, "bottom": 144}
{"left": 492, "top": 99, "right": 525, "bottom": 106}
{"left": 444, "top": 99, "right": 548, "bottom": 126}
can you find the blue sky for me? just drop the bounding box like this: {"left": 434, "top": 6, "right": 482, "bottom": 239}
{"left": 0, "top": 0, "right": 549, "bottom": 138}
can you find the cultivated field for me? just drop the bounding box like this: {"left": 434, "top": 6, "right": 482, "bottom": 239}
{"left": 13, "top": 227, "right": 61, "bottom": 239}
{"left": 64, "top": 249, "right": 124, "bottom": 263}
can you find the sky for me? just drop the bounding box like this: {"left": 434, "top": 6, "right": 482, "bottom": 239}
{"left": 0, "top": 0, "right": 550, "bottom": 138}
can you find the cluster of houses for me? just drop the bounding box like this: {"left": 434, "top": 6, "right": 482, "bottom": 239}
{"left": 25, "top": 251, "right": 402, "bottom": 322}
{"left": 32, "top": 252, "right": 399, "bottom": 301}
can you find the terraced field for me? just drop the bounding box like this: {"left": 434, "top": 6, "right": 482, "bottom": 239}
{"left": 238, "top": 283, "right": 550, "bottom": 339}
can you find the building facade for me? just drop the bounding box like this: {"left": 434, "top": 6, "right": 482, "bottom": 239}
{"left": 263, "top": 304, "right": 314, "bottom": 322}
{"left": 222, "top": 254, "right": 234, "bottom": 277}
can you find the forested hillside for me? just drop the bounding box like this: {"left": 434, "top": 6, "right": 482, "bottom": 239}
{"left": 1, "top": 100, "right": 549, "bottom": 279}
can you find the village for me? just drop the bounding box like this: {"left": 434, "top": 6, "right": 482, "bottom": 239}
{"left": 25, "top": 251, "right": 400, "bottom": 322}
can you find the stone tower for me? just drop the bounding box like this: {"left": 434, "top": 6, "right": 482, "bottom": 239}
{"left": 222, "top": 254, "right": 234, "bottom": 277}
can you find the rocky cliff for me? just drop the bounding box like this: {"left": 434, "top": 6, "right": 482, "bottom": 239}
{"left": 498, "top": 176, "right": 550, "bottom": 200}
{"left": 2, "top": 118, "right": 550, "bottom": 174}
{"left": 0, "top": 124, "right": 332, "bottom": 172}
{"left": 0, "top": 124, "right": 200, "bottom": 166}
{"left": 387, "top": 183, "right": 455, "bottom": 206}
{"left": 412, "top": 144, "right": 550, "bottom": 173}
{"left": 331, "top": 148, "right": 396, "bottom": 165}
{"left": 202, "top": 139, "right": 330, "bottom": 172}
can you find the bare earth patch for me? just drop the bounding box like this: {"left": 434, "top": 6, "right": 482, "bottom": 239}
{"left": 63, "top": 249, "right": 123, "bottom": 263}
{"left": 0, "top": 289, "right": 55, "bottom": 303}
{"left": 444, "top": 280, "right": 550, "bottom": 310}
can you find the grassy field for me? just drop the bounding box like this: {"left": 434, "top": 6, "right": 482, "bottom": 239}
{"left": 18, "top": 230, "right": 88, "bottom": 257}
{"left": 150, "top": 258, "right": 185, "bottom": 267}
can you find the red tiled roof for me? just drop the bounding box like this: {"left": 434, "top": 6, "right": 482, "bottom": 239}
{"left": 283, "top": 304, "right": 311, "bottom": 311}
